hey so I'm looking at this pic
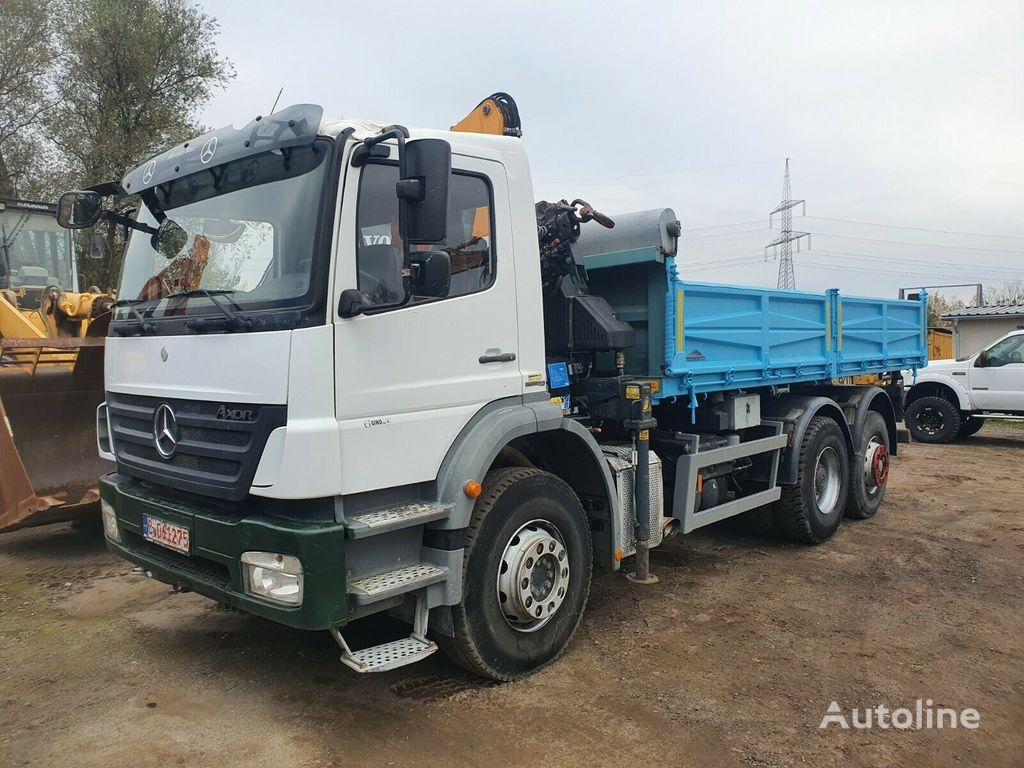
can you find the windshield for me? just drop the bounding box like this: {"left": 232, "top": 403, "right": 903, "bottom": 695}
{"left": 0, "top": 209, "right": 74, "bottom": 290}
{"left": 118, "top": 139, "right": 330, "bottom": 318}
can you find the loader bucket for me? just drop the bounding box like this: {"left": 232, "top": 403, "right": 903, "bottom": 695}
{"left": 0, "top": 341, "right": 108, "bottom": 532}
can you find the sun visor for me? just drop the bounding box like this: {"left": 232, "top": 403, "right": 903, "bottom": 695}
{"left": 121, "top": 104, "right": 324, "bottom": 194}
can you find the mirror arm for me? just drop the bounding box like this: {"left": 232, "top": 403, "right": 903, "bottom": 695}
{"left": 101, "top": 209, "right": 158, "bottom": 236}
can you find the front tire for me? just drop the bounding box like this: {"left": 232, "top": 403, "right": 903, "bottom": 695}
{"left": 775, "top": 416, "right": 850, "bottom": 544}
{"left": 846, "top": 411, "right": 890, "bottom": 519}
{"left": 956, "top": 416, "right": 984, "bottom": 439}
{"left": 442, "top": 467, "right": 593, "bottom": 681}
{"left": 905, "top": 395, "right": 962, "bottom": 443}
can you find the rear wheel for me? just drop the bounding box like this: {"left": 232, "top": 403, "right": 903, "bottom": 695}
{"left": 955, "top": 416, "right": 984, "bottom": 439}
{"left": 846, "top": 411, "right": 890, "bottom": 519}
{"left": 441, "top": 467, "right": 592, "bottom": 681}
{"left": 776, "top": 416, "right": 849, "bottom": 544}
{"left": 905, "top": 395, "right": 962, "bottom": 443}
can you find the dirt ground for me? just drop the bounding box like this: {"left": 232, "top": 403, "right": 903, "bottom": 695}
{"left": 1, "top": 425, "right": 1021, "bottom": 768}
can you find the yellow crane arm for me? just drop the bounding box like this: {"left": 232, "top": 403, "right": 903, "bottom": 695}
{"left": 451, "top": 92, "right": 522, "bottom": 137}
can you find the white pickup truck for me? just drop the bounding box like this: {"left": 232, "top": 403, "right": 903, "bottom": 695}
{"left": 904, "top": 329, "right": 1024, "bottom": 442}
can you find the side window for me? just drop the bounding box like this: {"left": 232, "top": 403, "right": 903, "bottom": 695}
{"left": 986, "top": 335, "right": 1024, "bottom": 367}
{"left": 355, "top": 163, "right": 495, "bottom": 309}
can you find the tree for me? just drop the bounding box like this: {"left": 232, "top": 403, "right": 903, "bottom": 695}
{"left": 0, "top": 0, "right": 57, "bottom": 198}
{"left": 981, "top": 280, "right": 1024, "bottom": 307}
{"left": 46, "top": 0, "right": 234, "bottom": 287}
{"left": 927, "top": 293, "right": 964, "bottom": 327}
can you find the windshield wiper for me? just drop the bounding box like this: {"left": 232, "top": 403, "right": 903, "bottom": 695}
{"left": 112, "top": 298, "right": 156, "bottom": 335}
{"left": 168, "top": 288, "right": 253, "bottom": 332}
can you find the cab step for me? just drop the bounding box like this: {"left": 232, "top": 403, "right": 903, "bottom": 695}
{"left": 330, "top": 595, "right": 437, "bottom": 673}
{"left": 347, "top": 562, "right": 448, "bottom": 605}
{"left": 346, "top": 502, "right": 452, "bottom": 539}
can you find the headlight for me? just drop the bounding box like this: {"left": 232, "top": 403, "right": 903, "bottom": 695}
{"left": 100, "top": 499, "right": 121, "bottom": 543}
{"left": 241, "top": 551, "right": 303, "bottom": 606}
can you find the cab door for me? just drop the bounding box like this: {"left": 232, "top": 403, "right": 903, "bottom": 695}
{"left": 968, "top": 333, "right": 1024, "bottom": 412}
{"left": 332, "top": 151, "right": 522, "bottom": 494}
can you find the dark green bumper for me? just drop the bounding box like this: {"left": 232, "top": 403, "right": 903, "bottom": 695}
{"left": 100, "top": 473, "right": 348, "bottom": 630}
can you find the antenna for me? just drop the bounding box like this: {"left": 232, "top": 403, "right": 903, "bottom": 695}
{"left": 765, "top": 158, "right": 810, "bottom": 289}
{"left": 270, "top": 87, "right": 283, "bottom": 115}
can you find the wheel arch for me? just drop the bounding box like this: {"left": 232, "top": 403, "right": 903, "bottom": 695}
{"left": 906, "top": 377, "right": 971, "bottom": 411}
{"left": 434, "top": 398, "right": 620, "bottom": 570}
{"left": 761, "top": 394, "right": 855, "bottom": 485}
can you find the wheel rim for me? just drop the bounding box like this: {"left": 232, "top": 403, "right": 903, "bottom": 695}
{"left": 916, "top": 406, "right": 944, "bottom": 435}
{"left": 813, "top": 446, "right": 842, "bottom": 515}
{"left": 496, "top": 520, "right": 570, "bottom": 633}
{"left": 862, "top": 438, "right": 889, "bottom": 496}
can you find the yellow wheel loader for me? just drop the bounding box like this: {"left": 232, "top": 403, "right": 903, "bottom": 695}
{"left": 0, "top": 199, "right": 113, "bottom": 532}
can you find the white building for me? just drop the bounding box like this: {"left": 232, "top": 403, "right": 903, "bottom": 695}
{"left": 943, "top": 305, "right": 1024, "bottom": 357}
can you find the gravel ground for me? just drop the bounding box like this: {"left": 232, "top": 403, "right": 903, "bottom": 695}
{"left": 1, "top": 424, "right": 1021, "bottom": 767}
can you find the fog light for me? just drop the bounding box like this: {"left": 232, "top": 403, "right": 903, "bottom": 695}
{"left": 100, "top": 499, "right": 121, "bottom": 543}
{"left": 241, "top": 551, "right": 303, "bottom": 606}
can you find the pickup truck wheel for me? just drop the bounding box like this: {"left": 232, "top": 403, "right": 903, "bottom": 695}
{"left": 775, "top": 416, "right": 849, "bottom": 544}
{"left": 956, "top": 416, "right": 984, "bottom": 439}
{"left": 441, "top": 467, "right": 592, "bottom": 681}
{"left": 905, "top": 395, "right": 962, "bottom": 443}
{"left": 846, "top": 411, "right": 889, "bottom": 519}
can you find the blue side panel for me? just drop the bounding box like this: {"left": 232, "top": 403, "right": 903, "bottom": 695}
{"left": 835, "top": 295, "right": 929, "bottom": 376}
{"left": 582, "top": 250, "right": 928, "bottom": 406}
{"left": 666, "top": 281, "right": 833, "bottom": 390}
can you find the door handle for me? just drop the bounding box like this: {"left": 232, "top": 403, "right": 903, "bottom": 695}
{"left": 479, "top": 352, "right": 516, "bottom": 364}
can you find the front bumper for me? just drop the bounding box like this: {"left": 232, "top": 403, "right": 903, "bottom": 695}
{"left": 100, "top": 473, "right": 348, "bottom": 630}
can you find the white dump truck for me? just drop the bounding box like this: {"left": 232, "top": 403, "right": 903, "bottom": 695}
{"left": 57, "top": 97, "right": 926, "bottom": 679}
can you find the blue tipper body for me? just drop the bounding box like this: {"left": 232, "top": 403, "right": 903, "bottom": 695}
{"left": 584, "top": 246, "right": 928, "bottom": 408}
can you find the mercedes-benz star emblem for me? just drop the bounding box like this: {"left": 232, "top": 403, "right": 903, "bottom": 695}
{"left": 200, "top": 136, "right": 218, "bottom": 164}
{"left": 160, "top": 346, "right": 168, "bottom": 362}
{"left": 153, "top": 403, "right": 179, "bottom": 459}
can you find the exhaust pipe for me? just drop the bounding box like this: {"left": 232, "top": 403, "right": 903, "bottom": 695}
{"left": 661, "top": 516, "right": 681, "bottom": 540}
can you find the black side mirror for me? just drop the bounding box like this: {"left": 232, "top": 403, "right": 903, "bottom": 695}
{"left": 976, "top": 350, "right": 988, "bottom": 367}
{"left": 57, "top": 191, "right": 103, "bottom": 229}
{"left": 338, "top": 288, "right": 365, "bottom": 318}
{"left": 398, "top": 139, "right": 451, "bottom": 244}
{"left": 410, "top": 250, "right": 451, "bottom": 298}
{"left": 151, "top": 219, "right": 189, "bottom": 259}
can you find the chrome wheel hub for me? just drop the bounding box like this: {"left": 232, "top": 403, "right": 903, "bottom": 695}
{"left": 813, "top": 446, "right": 842, "bottom": 515}
{"left": 496, "top": 520, "right": 570, "bottom": 633}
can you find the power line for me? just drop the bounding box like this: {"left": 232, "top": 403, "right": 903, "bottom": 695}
{"left": 809, "top": 232, "right": 1024, "bottom": 255}
{"left": 803, "top": 215, "right": 1024, "bottom": 240}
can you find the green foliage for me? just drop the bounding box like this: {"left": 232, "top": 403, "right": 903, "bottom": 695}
{"left": 0, "top": 0, "right": 234, "bottom": 288}
{"left": 0, "top": 0, "right": 57, "bottom": 197}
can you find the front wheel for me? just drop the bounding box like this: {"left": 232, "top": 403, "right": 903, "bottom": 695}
{"left": 956, "top": 416, "right": 984, "bottom": 439}
{"left": 775, "top": 416, "right": 850, "bottom": 544}
{"left": 905, "top": 395, "right": 963, "bottom": 443}
{"left": 441, "top": 467, "right": 593, "bottom": 681}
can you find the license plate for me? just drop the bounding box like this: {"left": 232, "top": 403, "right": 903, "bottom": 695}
{"left": 142, "top": 515, "right": 191, "bottom": 555}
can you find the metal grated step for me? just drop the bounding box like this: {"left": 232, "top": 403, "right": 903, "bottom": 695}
{"left": 338, "top": 636, "right": 438, "bottom": 673}
{"left": 347, "top": 563, "right": 448, "bottom": 604}
{"left": 346, "top": 502, "right": 452, "bottom": 539}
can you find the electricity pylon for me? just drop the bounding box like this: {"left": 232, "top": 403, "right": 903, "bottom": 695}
{"left": 765, "top": 158, "right": 810, "bottom": 289}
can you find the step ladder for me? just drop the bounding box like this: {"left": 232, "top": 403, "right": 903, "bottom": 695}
{"left": 346, "top": 502, "right": 452, "bottom": 539}
{"left": 330, "top": 594, "right": 437, "bottom": 673}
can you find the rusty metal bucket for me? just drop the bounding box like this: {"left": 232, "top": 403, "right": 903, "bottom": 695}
{"left": 0, "top": 339, "right": 109, "bottom": 532}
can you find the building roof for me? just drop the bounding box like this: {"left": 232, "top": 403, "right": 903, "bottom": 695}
{"left": 942, "top": 305, "right": 1024, "bottom": 320}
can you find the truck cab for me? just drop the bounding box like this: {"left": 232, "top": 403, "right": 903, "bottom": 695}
{"left": 905, "top": 329, "right": 1024, "bottom": 442}
{"left": 58, "top": 101, "right": 925, "bottom": 679}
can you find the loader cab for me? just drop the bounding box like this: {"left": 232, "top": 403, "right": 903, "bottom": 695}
{"left": 0, "top": 201, "right": 78, "bottom": 297}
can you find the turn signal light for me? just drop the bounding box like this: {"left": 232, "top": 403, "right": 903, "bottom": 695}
{"left": 464, "top": 480, "right": 482, "bottom": 498}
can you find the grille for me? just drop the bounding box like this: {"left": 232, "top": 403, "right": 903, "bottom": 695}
{"left": 106, "top": 392, "right": 287, "bottom": 501}
{"left": 124, "top": 532, "right": 233, "bottom": 590}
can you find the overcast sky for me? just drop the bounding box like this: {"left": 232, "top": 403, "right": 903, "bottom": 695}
{"left": 198, "top": 0, "right": 1023, "bottom": 301}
